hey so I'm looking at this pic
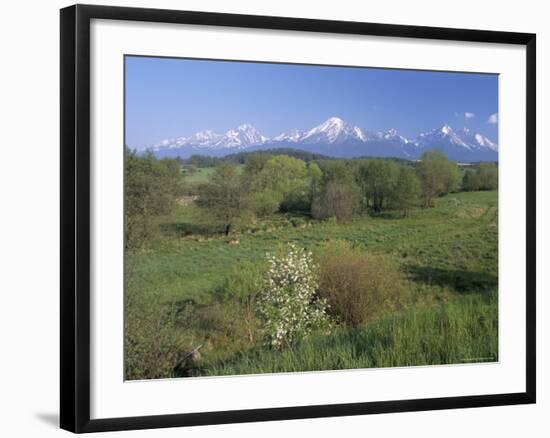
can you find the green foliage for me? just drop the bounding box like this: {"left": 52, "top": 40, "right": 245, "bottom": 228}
{"left": 259, "top": 155, "right": 309, "bottom": 201}
{"left": 125, "top": 148, "right": 184, "bottom": 249}
{"left": 186, "top": 154, "right": 222, "bottom": 167}
{"left": 477, "top": 163, "right": 498, "bottom": 190}
{"left": 257, "top": 245, "right": 332, "bottom": 348}
{"left": 391, "top": 166, "right": 421, "bottom": 215}
{"left": 359, "top": 159, "right": 400, "bottom": 212}
{"left": 241, "top": 154, "right": 270, "bottom": 193}
{"left": 196, "top": 162, "right": 250, "bottom": 235}
{"left": 463, "top": 163, "right": 498, "bottom": 191}
{"left": 311, "top": 181, "right": 360, "bottom": 222}
{"left": 317, "top": 160, "right": 356, "bottom": 185}
{"left": 251, "top": 190, "right": 282, "bottom": 217}
{"left": 311, "top": 160, "right": 361, "bottom": 221}
{"left": 308, "top": 162, "right": 323, "bottom": 198}
{"left": 416, "top": 150, "right": 460, "bottom": 207}
{"left": 124, "top": 288, "right": 187, "bottom": 380}
{"left": 241, "top": 154, "right": 313, "bottom": 214}
{"left": 462, "top": 169, "right": 479, "bottom": 191}
{"left": 317, "top": 241, "right": 406, "bottom": 326}
{"left": 224, "top": 148, "right": 333, "bottom": 164}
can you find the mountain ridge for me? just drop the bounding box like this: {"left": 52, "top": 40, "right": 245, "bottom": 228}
{"left": 151, "top": 116, "right": 498, "bottom": 162}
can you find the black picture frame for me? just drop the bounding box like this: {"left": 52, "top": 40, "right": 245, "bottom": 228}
{"left": 60, "top": 4, "right": 536, "bottom": 433}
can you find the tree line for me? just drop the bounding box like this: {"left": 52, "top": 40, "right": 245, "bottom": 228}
{"left": 196, "top": 150, "right": 497, "bottom": 234}
{"left": 124, "top": 147, "right": 498, "bottom": 244}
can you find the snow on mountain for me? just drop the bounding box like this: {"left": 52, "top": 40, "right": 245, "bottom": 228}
{"left": 300, "top": 117, "right": 367, "bottom": 144}
{"left": 153, "top": 123, "right": 267, "bottom": 155}
{"left": 182, "top": 130, "right": 221, "bottom": 146}
{"left": 215, "top": 124, "right": 268, "bottom": 149}
{"left": 152, "top": 118, "right": 498, "bottom": 162}
{"left": 414, "top": 124, "right": 498, "bottom": 161}
{"left": 473, "top": 133, "right": 498, "bottom": 151}
{"left": 273, "top": 128, "right": 304, "bottom": 143}
{"left": 459, "top": 128, "right": 498, "bottom": 152}
{"left": 417, "top": 124, "right": 473, "bottom": 150}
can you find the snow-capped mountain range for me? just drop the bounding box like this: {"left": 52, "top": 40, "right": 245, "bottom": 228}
{"left": 152, "top": 117, "right": 498, "bottom": 162}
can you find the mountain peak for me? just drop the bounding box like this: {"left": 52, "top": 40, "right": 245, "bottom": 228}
{"left": 324, "top": 116, "right": 345, "bottom": 124}
{"left": 315, "top": 117, "right": 347, "bottom": 132}
{"left": 273, "top": 128, "right": 303, "bottom": 143}
{"left": 237, "top": 123, "right": 256, "bottom": 131}
{"left": 152, "top": 119, "right": 498, "bottom": 162}
{"left": 301, "top": 116, "right": 368, "bottom": 144}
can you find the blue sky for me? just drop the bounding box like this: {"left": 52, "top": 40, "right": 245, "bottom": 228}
{"left": 125, "top": 56, "right": 498, "bottom": 149}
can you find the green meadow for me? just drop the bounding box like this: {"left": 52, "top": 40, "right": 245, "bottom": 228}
{"left": 125, "top": 152, "right": 498, "bottom": 380}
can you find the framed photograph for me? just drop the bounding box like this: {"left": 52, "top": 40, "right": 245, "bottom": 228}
{"left": 60, "top": 4, "right": 536, "bottom": 433}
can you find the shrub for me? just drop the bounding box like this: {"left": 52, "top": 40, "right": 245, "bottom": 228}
{"left": 256, "top": 244, "right": 332, "bottom": 348}
{"left": 316, "top": 241, "right": 406, "bottom": 327}
{"left": 124, "top": 289, "right": 188, "bottom": 380}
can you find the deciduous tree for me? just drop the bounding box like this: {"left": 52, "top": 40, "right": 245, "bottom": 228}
{"left": 416, "top": 150, "right": 459, "bottom": 207}
{"left": 196, "top": 162, "right": 249, "bottom": 235}
{"left": 392, "top": 166, "right": 421, "bottom": 216}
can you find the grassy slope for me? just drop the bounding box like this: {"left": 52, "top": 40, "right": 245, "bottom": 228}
{"left": 204, "top": 291, "right": 497, "bottom": 376}
{"left": 126, "top": 190, "right": 498, "bottom": 376}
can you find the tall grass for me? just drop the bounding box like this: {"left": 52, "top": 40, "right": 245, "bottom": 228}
{"left": 126, "top": 190, "right": 498, "bottom": 379}
{"left": 202, "top": 291, "right": 497, "bottom": 376}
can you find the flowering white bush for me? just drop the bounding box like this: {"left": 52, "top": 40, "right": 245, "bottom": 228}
{"left": 257, "top": 244, "right": 331, "bottom": 348}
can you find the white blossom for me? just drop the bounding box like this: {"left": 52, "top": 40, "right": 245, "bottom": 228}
{"left": 257, "top": 244, "right": 331, "bottom": 348}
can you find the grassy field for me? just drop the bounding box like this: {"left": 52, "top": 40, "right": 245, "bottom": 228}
{"left": 183, "top": 165, "right": 244, "bottom": 184}
{"left": 182, "top": 166, "right": 216, "bottom": 183}
{"left": 125, "top": 189, "right": 498, "bottom": 379}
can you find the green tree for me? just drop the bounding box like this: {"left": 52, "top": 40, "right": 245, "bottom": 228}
{"left": 311, "top": 181, "right": 360, "bottom": 222}
{"left": 360, "top": 159, "right": 399, "bottom": 212}
{"left": 391, "top": 166, "right": 421, "bottom": 216}
{"left": 462, "top": 163, "right": 498, "bottom": 191}
{"left": 312, "top": 161, "right": 361, "bottom": 221}
{"left": 259, "top": 155, "right": 308, "bottom": 196}
{"left": 477, "top": 163, "right": 498, "bottom": 190}
{"left": 416, "top": 150, "right": 460, "bottom": 207}
{"left": 242, "top": 154, "right": 270, "bottom": 193}
{"left": 462, "top": 169, "right": 480, "bottom": 191}
{"left": 124, "top": 148, "right": 183, "bottom": 249}
{"left": 318, "top": 160, "right": 354, "bottom": 185}
{"left": 307, "top": 161, "right": 323, "bottom": 203}
{"left": 196, "top": 162, "right": 248, "bottom": 235}
{"left": 258, "top": 155, "right": 310, "bottom": 213}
